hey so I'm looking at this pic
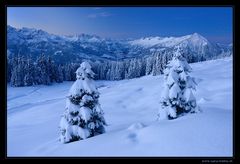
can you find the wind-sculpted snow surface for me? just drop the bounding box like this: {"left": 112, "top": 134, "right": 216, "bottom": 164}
{"left": 7, "top": 57, "right": 232, "bottom": 156}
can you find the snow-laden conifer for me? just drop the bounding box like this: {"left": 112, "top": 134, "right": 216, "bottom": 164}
{"left": 59, "top": 62, "right": 106, "bottom": 143}
{"left": 158, "top": 47, "right": 199, "bottom": 120}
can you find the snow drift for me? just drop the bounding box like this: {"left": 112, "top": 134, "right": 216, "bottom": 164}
{"left": 7, "top": 57, "right": 233, "bottom": 157}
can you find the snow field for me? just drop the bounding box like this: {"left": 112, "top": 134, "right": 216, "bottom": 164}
{"left": 7, "top": 57, "right": 232, "bottom": 156}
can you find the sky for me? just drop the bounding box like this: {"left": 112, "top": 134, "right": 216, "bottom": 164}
{"left": 7, "top": 7, "right": 233, "bottom": 44}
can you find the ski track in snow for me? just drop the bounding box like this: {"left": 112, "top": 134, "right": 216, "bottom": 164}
{"left": 8, "top": 97, "right": 65, "bottom": 115}
{"left": 7, "top": 57, "right": 233, "bottom": 157}
{"left": 7, "top": 87, "right": 41, "bottom": 101}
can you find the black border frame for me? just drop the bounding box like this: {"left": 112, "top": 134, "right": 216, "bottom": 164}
{"left": 1, "top": 0, "right": 238, "bottom": 162}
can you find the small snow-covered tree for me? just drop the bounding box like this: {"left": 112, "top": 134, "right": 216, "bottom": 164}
{"left": 59, "top": 62, "right": 106, "bottom": 143}
{"left": 47, "top": 56, "right": 55, "bottom": 83}
{"left": 114, "top": 61, "right": 125, "bottom": 80}
{"left": 145, "top": 56, "right": 154, "bottom": 75}
{"left": 24, "top": 59, "right": 34, "bottom": 86}
{"left": 138, "top": 58, "right": 146, "bottom": 77}
{"left": 158, "top": 47, "right": 199, "bottom": 120}
{"left": 55, "top": 65, "right": 63, "bottom": 83}
{"left": 152, "top": 52, "right": 163, "bottom": 76}
{"left": 7, "top": 58, "right": 12, "bottom": 83}
{"left": 65, "top": 63, "right": 72, "bottom": 81}
{"left": 11, "top": 57, "right": 25, "bottom": 87}
{"left": 36, "top": 55, "right": 51, "bottom": 85}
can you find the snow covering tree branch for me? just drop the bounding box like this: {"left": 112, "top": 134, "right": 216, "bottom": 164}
{"left": 59, "top": 62, "right": 106, "bottom": 143}
{"left": 158, "top": 47, "right": 200, "bottom": 120}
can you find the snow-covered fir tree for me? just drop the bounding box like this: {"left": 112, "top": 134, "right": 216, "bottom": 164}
{"left": 59, "top": 61, "right": 106, "bottom": 143}
{"left": 145, "top": 56, "right": 154, "bottom": 75}
{"left": 7, "top": 57, "right": 12, "bottom": 83}
{"left": 23, "top": 58, "right": 34, "bottom": 86}
{"left": 152, "top": 52, "right": 163, "bottom": 76}
{"left": 158, "top": 47, "right": 199, "bottom": 120}
{"left": 36, "top": 55, "right": 51, "bottom": 85}
{"left": 114, "top": 61, "right": 125, "bottom": 80}
{"left": 10, "top": 57, "right": 25, "bottom": 87}
{"left": 56, "top": 65, "right": 64, "bottom": 83}
{"left": 47, "top": 56, "right": 55, "bottom": 83}
{"left": 63, "top": 63, "right": 72, "bottom": 81}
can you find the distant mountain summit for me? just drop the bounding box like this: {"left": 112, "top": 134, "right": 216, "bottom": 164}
{"left": 7, "top": 25, "right": 232, "bottom": 63}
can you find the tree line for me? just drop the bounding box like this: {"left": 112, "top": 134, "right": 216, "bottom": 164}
{"left": 8, "top": 55, "right": 80, "bottom": 87}
{"left": 7, "top": 49, "right": 207, "bottom": 87}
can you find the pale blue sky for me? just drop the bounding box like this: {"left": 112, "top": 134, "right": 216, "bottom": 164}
{"left": 8, "top": 7, "right": 233, "bottom": 44}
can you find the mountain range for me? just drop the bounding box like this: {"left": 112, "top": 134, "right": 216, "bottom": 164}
{"left": 7, "top": 25, "right": 232, "bottom": 63}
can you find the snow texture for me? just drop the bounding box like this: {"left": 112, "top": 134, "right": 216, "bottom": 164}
{"left": 7, "top": 57, "right": 232, "bottom": 156}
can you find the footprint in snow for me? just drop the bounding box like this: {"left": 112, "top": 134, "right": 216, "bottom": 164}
{"left": 135, "top": 88, "right": 143, "bottom": 92}
{"left": 125, "top": 122, "right": 145, "bottom": 143}
{"left": 127, "top": 132, "right": 137, "bottom": 142}
{"left": 127, "top": 122, "right": 145, "bottom": 131}
{"left": 198, "top": 97, "right": 211, "bottom": 104}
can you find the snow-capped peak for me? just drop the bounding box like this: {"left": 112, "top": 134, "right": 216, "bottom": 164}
{"left": 191, "top": 32, "right": 202, "bottom": 37}
{"left": 63, "top": 33, "right": 103, "bottom": 42}
{"left": 20, "top": 26, "right": 51, "bottom": 37}
{"left": 188, "top": 33, "right": 209, "bottom": 45}
{"left": 129, "top": 33, "right": 209, "bottom": 48}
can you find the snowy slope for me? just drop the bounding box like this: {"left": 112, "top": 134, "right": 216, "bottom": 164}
{"left": 129, "top": 34, "right": 192, "bottom": 48}
{"left": 7, "top": 57, "right": 233, "bottom": 157}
